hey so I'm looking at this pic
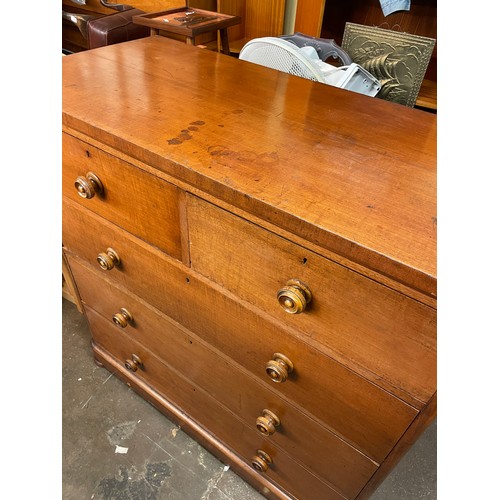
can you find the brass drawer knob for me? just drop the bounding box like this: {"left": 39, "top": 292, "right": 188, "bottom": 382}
{"left": 124, "top": 354, "right": 144, "bottom": 372}
{"left": 277, "top": 279, "right": 312, "bottom": 314}
{"left": 112, "top": 308, "right": 134, "bottom": 328}
{"left": 265, "top": 353, "right": 293, "bottom": 383}
{"left": 251, "top": 450, "right": 273, "bottom": 473}
{"left": 256, "top": 409, "right": 281, "bottom": 436}
{"left": 74, "top": 172, "right": 103, "bottom": 199}
{"left": 97, "top": 248, "right": 121, "bottom": 271}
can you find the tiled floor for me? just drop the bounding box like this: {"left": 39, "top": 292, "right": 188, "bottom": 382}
{"left": 62, "top": 298, "right": 436, "bottom": 499}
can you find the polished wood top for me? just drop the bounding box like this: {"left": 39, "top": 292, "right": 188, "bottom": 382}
{"left": 62, "top": 36, "right": 436, "bottom": 297}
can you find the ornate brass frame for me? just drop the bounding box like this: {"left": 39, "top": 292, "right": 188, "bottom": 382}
{"left": 341, "top": 22, "right": 436, "bottom": 107}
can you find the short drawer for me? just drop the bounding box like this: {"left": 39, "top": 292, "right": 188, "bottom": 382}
{"left": 86, "top": 307, "right": 347, "bottom": 500}
{"left": 187, "top": 196, "right": 436, "bottom": 407}
{"left": 70, "top": 256, "right": 378, "bottom": 498}
{"left": 62, "top": 132, "right": 184, "bottom": 260}
{"left": 62, "top": 198, "right": 417, "bottom": 463}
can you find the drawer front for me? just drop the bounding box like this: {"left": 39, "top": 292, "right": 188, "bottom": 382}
{"left": 62, "top": 198, "right": 417, "bottom": 463}
{"left": 86, "top": 306, "right": 346, "bottom": 500}
{"left": 62, "top": 132, "right": 184, "bottom": 260}
{"left": 69, "top": 256, "right": 378, "bottom": 498}
{"left": 187, "top": 196, "right": 436, "bottom": 406}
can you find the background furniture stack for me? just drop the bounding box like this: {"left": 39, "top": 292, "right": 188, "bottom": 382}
{"left": 62, "top": 0, "right": 217, "bottom": 52}
{"left": 63, "top": 0, "right": 436, "bottom": 110}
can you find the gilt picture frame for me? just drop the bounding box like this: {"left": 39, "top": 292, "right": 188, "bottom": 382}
{"left": 341, "top": 22, "right": 436, "bottom": 107}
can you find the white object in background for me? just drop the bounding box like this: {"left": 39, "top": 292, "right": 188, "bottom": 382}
{"left": 297, "top": 46, "right": 381, "bottom": 97}
{"left": 239, "top": 37, "right": 381, "bottom": 97}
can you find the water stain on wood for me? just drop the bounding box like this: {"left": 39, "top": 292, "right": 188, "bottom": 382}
{"left": 208, "top": 145, "right": 279, "bottom": 167}
{"left": 167, "top": 121, "right": 206, "bottom": 145}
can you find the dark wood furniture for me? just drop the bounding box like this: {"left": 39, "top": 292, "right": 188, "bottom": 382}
{"left": 216, "top": 0, "right": 287, "bottom": 54}
{"left": 133, "top": 7, "right": 241, "bottom": 54}
{"left": 62, "top": 36, "right": 436, "bottom": 499}
{"left": 62, "top": 0, "right": 217, "bottom": 53}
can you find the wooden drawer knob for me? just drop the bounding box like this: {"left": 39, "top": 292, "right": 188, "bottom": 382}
{"left": 256, "top": 409, "right": 281, "bottom": 436}
{"left": 112, "top": 308, "right": 134, "bottom": 328}
{"left": 251, "top": 450, "right": 272, "bottom": 473}
{"left": 124, "top": 354, "right": 144, "bottom": 372}
{"left": 277, "top": 279, "right": 312, "bottom": 314}
{"left": 265, "top": 353, "right": 293, "bottom": 383}
{"left": 74, "top": 172, "right": 103, "bottom": 199}
{"left": 97, "top": 248, "right": 121, "bottom": 271}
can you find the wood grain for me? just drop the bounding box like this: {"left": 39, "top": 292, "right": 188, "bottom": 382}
{"left": 62, "top": 35, "right": 436, "bottom": 498}
{"left": 70, "top": 255, "right": 378, "bottom": 498}
{"left": 244, "top": 0, "right": 286, "bottom": 38}
{"left": 217, "top": 0, "right": 246, "bottom": 43}
{"left": 188, "top": 195, "right": 436, "bottom": 406}
{"left": 88, "top": 307, "right": 346, "bottom": 500}
{"left": 62, "top": 37, "right": 436, "bottom": 296}
{"left": 217, "top": 0, "right": 286, "bottom": 48}
{"left": 294, "top": 0, "right": 325, "bottom": 36}
{"left": 92, "top": 344, "right": 292, "bottom": 500}
{"left": 62, "top": 132, "right": 184, "bottom": 261}
{"left": 62, "top": 198, "right": 418, "bottom": 463}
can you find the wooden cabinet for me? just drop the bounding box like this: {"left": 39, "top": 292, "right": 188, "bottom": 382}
{"left": 62, "top": 36, "right": 436, "bottom": 499}
{"left": 217, "top": 0, "right": 287, "bottom": 53}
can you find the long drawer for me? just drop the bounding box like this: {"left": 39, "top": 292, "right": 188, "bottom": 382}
{"left": 62, "top": 132, "right": 184, "bottom": 260}
{"left": 187, "top": 195, "right": 436, "bottom": 407}
{"left": 62, "top": 197, "right": 417, "bottom": 462}
{"left": 70, "top": 255, "right": 378, "bottom": 498}
{"left": 86, "top": 306, "right": 346, "bottom": 500}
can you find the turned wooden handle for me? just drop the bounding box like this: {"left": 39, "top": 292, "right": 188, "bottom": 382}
{"left": 97, "top": 248, "right": 121, "bottom": 271}
{"left": 265, "top": 353, "right": 293, "bottom": 383}
{"left": 112, "top": 308, "right": 134, "bottom": 328}
{"left": 277, "top": 279, "right": 312, "bottom": 314}
{"left": 251, "top": 450, "right": 273, "bottom": 473}
{"left": 124, "top": 354, "right": 144, "bottom": 372}
{"left": 256, "top": 409, "right": 281, "bottom": 436}
{"left": 74, "top": 172, "right": 103, "bottom": 199}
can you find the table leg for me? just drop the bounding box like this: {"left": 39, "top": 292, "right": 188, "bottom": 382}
{"left": 186, "top": 36, "right": 194, "bottom": 46}
{"left": 150, "top": 28, "right": 159, "bottom": 36}
{"left": 220, "top": 28, "right": 230, "bottom": 55}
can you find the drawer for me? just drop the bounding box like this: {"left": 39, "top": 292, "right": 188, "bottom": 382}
{"left": 86, "top": 306, "right": 346, "bottom": 500}
{"left": 187, "top": 196, "right": 436, "bottom": 406}
{"left": 62, "top": 198, "right": 417, "bottom": 463}
{"left": 69, "top": 256, "right": 378, "bottom": 498}
{"left": 62, "top": 132, "right": 184, "bottom": 260}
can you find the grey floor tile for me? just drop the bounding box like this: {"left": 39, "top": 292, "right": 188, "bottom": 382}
{"left": 371, "top": 420, "right": 437, "bottom": 499}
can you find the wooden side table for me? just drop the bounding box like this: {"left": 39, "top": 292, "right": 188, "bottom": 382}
{"left": 133, "top": 7, "right": 241, "bottom": 55}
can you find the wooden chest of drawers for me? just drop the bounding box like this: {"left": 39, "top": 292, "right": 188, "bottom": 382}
{"left": 62, "top": 36, "right": 436, "bottom": 499}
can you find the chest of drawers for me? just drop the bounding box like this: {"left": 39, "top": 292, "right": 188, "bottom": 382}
{"left": 62, "top": 36, "right": 436, "bottom": 499}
